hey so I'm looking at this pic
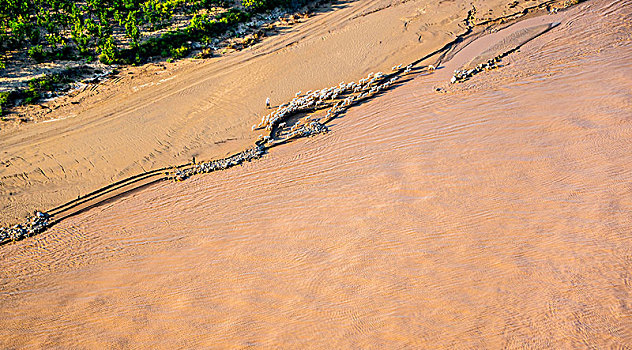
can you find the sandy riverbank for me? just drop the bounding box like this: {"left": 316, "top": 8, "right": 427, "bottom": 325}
{"left": 1, "top": 0, "right": 631, "bottom": 347}
{"left": 0, "top": 0, "right": 565, "bottom": 224}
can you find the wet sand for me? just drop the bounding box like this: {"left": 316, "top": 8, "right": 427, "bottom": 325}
{"left": 0, "top": 0, "right": 560, "bottom": 224}
{"left": 2, "top": 0, "right": 632, "bottom": 348}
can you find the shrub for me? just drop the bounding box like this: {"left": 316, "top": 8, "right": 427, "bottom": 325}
{"left": 0, "top": 0, "right": 317, "bottom": 86}
{"left": 242, "top": 0, "right": 269, "bottom": 12}
{"left": 24, "top": 90, "right": 40, "bottom": 104}
{"left": 98, "top": 36, "right": 118, "bottom": 64}
{"left": 170, "top": 44, "right": 189, "bottom": 59}
{"left": 124, "top": 10, "right": 141, "bottom": 47}
{"left": 28, "top": 45, "right": 46, "bottom": 62}
{"left": 0, "top": 91, "right": 10, "bottom": 116}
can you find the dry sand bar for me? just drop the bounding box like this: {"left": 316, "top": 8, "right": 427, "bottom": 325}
{"left": 1, "top": 0, "right": 632, "bottom": 347}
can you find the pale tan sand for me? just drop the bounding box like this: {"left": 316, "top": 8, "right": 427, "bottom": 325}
{"left": 0, "top": 0, "right": 561, "bottom": 224}
{"left": 464, "top": 23, "right": 557, "bottom": 69}
{"left": 1, "top": 0, "right": 631, "bottom": 347}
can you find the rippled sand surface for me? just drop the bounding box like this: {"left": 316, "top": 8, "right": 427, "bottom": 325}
{"left": 0, "top": 0, "right": 549, "bottom": 223}
{"left": 2, "top": 0, "right": 632, "bottom": 348}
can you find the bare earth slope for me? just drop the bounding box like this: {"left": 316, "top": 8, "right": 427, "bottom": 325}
{"left": 1, "top": 0, "right": 631, "bottom": 347}
{"left": 1, "top": 0, "right": 557, "bottom": 223}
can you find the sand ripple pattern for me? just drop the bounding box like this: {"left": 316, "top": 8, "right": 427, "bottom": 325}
{"left": 0, "top": 62, "right": 419, "bottom": 246}
{"left": 1, "top": 0, "right": 632, "bottom": 348}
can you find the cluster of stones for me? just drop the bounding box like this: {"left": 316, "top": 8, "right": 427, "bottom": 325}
{"left": 0, "top": 211, "right": 51, "bottom": 245}
{"left": 451, "top": 57, "right": 500, "bottom": 83}
{"left": 172, "top": 145, "right": 266, "bottom": 182}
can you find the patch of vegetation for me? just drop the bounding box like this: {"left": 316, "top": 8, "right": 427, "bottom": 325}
{"left": 0, "top": 67, "right": 98, "bottom": 116}
{"left": 0, "top": 91, "right": 10, "bottom": 116}
{"left": 1, "top": 0, "right": 315, "bottom": 66}
{"left": 0, "top": 0, "right": 317, "bottom": 115}
{"left": 242, "top": 0, "right": 300, "bottom": 13}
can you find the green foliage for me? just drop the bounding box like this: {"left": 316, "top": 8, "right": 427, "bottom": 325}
{"left": 0, "top": 0, "right": 316, "bottom": 77}
{"left": 141, "top": 0, "right": 184, "bottom": 29}
{"left": 123, "top": 10, "right": 141, "bottom": 47}
{"left": 98, "top": 35, "right": 118, "bottom": 64}
{"left": 26, "top": 74, "right": 67, "bottom": 102}
{"left": 23, "top": 90, "right": 40, "bottom": 104}
{"left": 189, "top": 13, "right": 211, "bottom": 31}
{"left": 217, "top": 8, "right": 250, "bottom": 24}
{"left": 27, "top": 44, "right": 45, "bottom": 62}
{"left": 170, "top": 44, "right": 189, "bottom": 58}
{"left": 242, "top": 0, "right": 268, "bottom": 12}
{"left": 0, "top": 69, "right": 90, "bottom": 115}
{"left": 242, "top": 0, "right": 308, "bottom": 13}
{"left": 0, "top": 91, "right": 10, "bottom": 116}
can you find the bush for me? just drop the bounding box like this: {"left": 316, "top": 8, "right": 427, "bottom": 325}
{"left": 141, "top": 0, "right": 184, "bottom": 29}
{"left": 28, "top": 45, "right": 46, "bottom": 62}
{"left": 23, "top": 90, "right": 41, "bottom": 104}
{"left": 0, "top": 0, "right": 317, "bottom": 80}
{"left": 124, "top": 10, "right": 141, "bottom": 47}
{"left": 170, "top": 44, "right": 189, "bottom": 59}
{"left": 242, "top": 0, "right": 269, "bottom": 12}
{"left": 0, "top": 91, "right": 10, "bottom": 116}
{"left": 98, "top": 36, "right": 118, "bottom": 64}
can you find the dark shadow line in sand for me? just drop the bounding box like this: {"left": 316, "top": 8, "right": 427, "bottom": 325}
{"left": 0, "top": 176, "right": 167, "bottom": 247}
{"left": 50, "top": 177, "right": 167, "bottom": 224}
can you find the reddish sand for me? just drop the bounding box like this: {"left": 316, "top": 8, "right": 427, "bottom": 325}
{"left": 2, "top": 0, "right": 632, "bottom": 348}
{"left": 1, "top": 0, "right": 560, "bottom": 224}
